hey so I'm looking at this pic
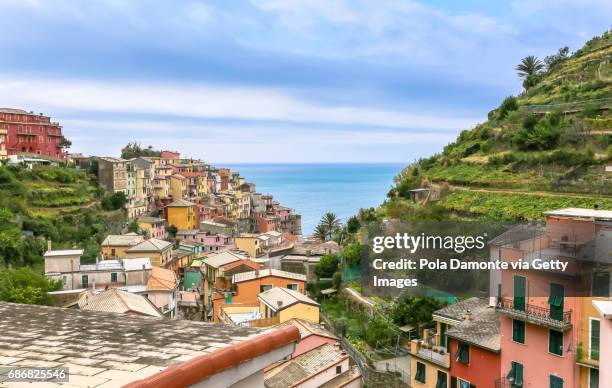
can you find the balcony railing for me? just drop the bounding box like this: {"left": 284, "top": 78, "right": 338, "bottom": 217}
{"left": 497, "top": 297, "right": 572, "bottom": 331}
{"left": 409, "top": 339, "right": 450, "bottom": 368}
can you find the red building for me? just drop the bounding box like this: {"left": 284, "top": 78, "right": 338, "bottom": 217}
{"left": 0, "top": 108, "right": 66, "bottom": 159}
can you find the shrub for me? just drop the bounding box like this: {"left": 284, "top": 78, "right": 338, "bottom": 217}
{"left": 497, "top": 96, "right": 519, "bottom": 120}
{"left": 315, "top": 253, "right": 340, "bottom": 279}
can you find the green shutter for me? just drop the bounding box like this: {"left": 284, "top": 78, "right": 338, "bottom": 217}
{"left": 514, "top": 276, "right": 526, "bottom": 311}
{"left": 549, "top": 375, "right": 563, "bottom": 388}
{"left": 450, "top": 376, "right": 457, "bottom": 388}
{"left": 507, "top": 362, "right": 524, "bottom": 388}
{"left": 548, "top": 283, "right": 564, "bottom": 321}
{"left": 436, "top": 371, "right": 447, "bottom": 388}
{"left": 456, "top": 342, "right": 470, "bottom": 363}
{"left": 590, "top": 319, "right": 600, "bottom": 361}
{"left": 512, "top": 319, "right": 525, "bottom": 344}
{"left": 111, "top": 272, "right": 117, "bottom": 282}
{"left": 549, "top": 330, "right": 563, "bottom": 356}
{"left": 440, "top": 322, "right": 447, "bottom": 349}
{"left": 415, "top": 362, "right": 426, "bottom": 383}
{"left": 81, "top": 275, "right": 88, "bottom": 288}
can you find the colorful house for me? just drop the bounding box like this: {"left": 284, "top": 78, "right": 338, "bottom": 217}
{"left": 169, "top": 173, "right": 188, "bottom": 200}
{"left": 492, "top": 208, "right": 612, "bottom": 388}
{"left": 137, "top": 216, "right": 167, "bottom": 239}
{"left": 125, "top": 238, "right": 173, "bottom": 267}
{"left": 101, "top": 233, "right": 144, "bottom": 259}
{"left": 166, "top": 199, "right": 198, "bottom": 230}
{"left": 146, "top": 266, "right": 179, "bottom": 318}
{"left": 592, "top": 300, "right": 610, "bottom": 388}
{"left": 258, "top": 287, "right": 320, "bottom": 324}
{"left": 213, "top": 269, "right": 307, "bottom": 323}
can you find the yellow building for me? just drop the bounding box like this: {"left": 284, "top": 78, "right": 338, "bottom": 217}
{"left": 577, "top": 295, "right": 605, "bottom": 387}
{"left": 137, "top": 216, "right": 167, "bottom": 239}
{"left": 100, "top": 233, "right": 144, "bottom": 259}
{"left": 235, "top": 234, "right": 263, "bottom": 258}
{"left": 124, "top": 238, "right": 173, "bottom": 267}
{"left": 258, "top": 287, "right": 320, "bottom": 324}
{"left": 166, "top": 199, "right": 198, "bottom": 230}
{"left": 170, "top": 173, "right": 187, "bottom": 200}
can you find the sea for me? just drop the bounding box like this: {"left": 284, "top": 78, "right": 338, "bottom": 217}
{"left": 223, "top": 163, "right": 404, "bottom": 236}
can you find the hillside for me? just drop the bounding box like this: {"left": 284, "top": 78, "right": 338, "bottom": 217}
{"left": 387, "top": 30, "right": 612, "bottom": 221}
{"left": 0, "top": 164, "right": 125, "bottom": 268}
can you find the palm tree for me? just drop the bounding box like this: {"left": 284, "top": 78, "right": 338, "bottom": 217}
{"left": 320, "top": 212, "right": 341, "bottom": 240}
{"left": 516, "top": 55, "right": 544, "bottom": 79}
{"left": 313, "top": 224, "right": 329, "bottom": 241}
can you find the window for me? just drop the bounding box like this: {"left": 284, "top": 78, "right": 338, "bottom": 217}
{"left": 287, "top": 283, "right": 298, "bottom": 291}
{"left": 592, "top": 272, "right": 610, "bottom": 297}
{"left": 111, "top": 272, "right": 118, "bottom": 283}
{"left": 549, "top": 375, "right": 563, "bottom": 388}
{"left": 507, "top": 361, "right": 523, "bottom": 388}
{"left": 81, "top": 275, "right": 88, "bottom": 288}
{"left": 111, "top": 248, "right": 116, "bottom": 257}
{"left": 62, "top": 276, "right": 67, "bottom": 286}
{"left": 455, "top": 342, "right": 469, "bottom": 364}
{"left": 440, "top": 322, "right": 447, "bottom": 350}
{"left": 415, "top": 362, "right": 426, "bottom": 383}
{"left": 335, "top": 365, "right": 342, "bottom": 374}
{"left": 589, "top": 368, "right": 599, "bottom": 388}
{"left": 589, "top": 318, "right": 600, "bottom": 361}
{"left": 548, "top": 283, "right": 564, "bottom": 321}
{"left": 260, "top": 285, "right": 272, "bottom": 293}
{"left": 549, "top": 330, "right": 563, "bottom": 356}
{"left": 435, "top": 371, "right": 447, "bottom": 388}
{"left": 459, "top": 379, "right": 470, "bottom": 388}
{"left": 512, "top": 319, "right": 525, "bottom": 344}
{"left": 513, "top": 276, "right": 526, "bottom": 311}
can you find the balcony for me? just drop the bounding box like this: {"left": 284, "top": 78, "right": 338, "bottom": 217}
{"left": 497, "top": 297, "right": 572, "bottom": 331}
{"left": 409, "top": 339, "right": 450, "bottom": 368}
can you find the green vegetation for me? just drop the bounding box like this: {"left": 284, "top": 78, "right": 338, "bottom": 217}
{"left": 120, "top": 142, "right": 162, "bottom": 159}
{"left": 0, "top": 267, "right": 62, "bottom": 305}
{"left": 386, "top": 30, "right": 612, "bottom": 221}
{"left": 314, "top": 253, "right": 340, "bottom": 279}
{"left": 313, "top": 212, "right": 342, "bottom": 241}
{"left": 0, "top": 165, "right": 125, "bottom": 269}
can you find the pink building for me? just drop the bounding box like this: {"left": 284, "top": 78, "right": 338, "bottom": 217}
{"left": 492, "top": 208, "right": 611, "bottom": 388}
{"left": 176, "top": 229, "right": 235, "bottom": 253}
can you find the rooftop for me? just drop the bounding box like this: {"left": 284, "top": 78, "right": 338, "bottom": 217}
{"left": 273, "top": 319, "right": 337, "bottom": 341}
{"left": 166, "top": 199, "right": 195, "bottom": 207}
{"left": 122, "top": 258, "right": 153, "bottom": 272}
{"left": 233, "top": 269, "right": 306, "bottom": 284}
{"left": 80, "top": 260, "right": 123, "bottom": 272}
{"left": 137, "top": 217, "right": 166, "bottom": 224}
{"left": 258, "top": 287, "right": 319, "bottom": 312}
{"left": 0, "top": 302, "right": 298, "bottom": 387}
{"left": 126, "top": 238, "right": 172, "bottom": 253}
{"left": 435, "top": 297, "right": 500, "bottom": 352}
{"left": 264, "top": 343, "right": 348, "bottom": 388}
{"left": 77, "top": 289, "right": 162, "bottom": 317}
{"left": 204, "top": 251, "right": 248, "bottom": 269}
{"left": 543, "top": 207, "right": 612, "bottom": 221}
{"left": 101, "top": 234, "right": 145, "bottom": 247}
{"left": 44, "top": 249, "right": 85, "bottom": 258}
{"left": 147, "top": 267, "right": 177, "bottom": 291}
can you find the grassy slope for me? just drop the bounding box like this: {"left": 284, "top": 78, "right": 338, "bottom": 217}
{"left": 388, "top": 31, "right": 612, "bottom": 220}
{"left": 0, "top": 165, "right": 125, "bottom": 267}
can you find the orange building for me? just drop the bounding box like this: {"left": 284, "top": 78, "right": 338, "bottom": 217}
{"left": 213, "top": 269, "right": 307, "bottom": 322}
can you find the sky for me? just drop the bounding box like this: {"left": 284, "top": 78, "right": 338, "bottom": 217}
{"left": 0, "top": 0, "right": 610, "bottom": 163}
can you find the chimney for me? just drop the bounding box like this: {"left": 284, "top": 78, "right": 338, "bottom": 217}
{"left": 277, "top": 300, "right": 283, "bottom": 309}
{"left": 142, "top": 264, "right": 146, "bottom": 285}
{"left": 47, "top": 239, "right": 52, "bottom": 252}
{"left": 463, "top": 309, "right": 473, "bottom": 320}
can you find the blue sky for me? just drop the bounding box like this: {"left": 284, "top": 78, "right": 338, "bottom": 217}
{"left": 0, "top": 0, "right": 610, "bottom": 163}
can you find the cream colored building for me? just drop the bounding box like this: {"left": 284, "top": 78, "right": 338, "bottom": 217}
{"left": 258, "top": 287, "right": 320, "bottom": 324}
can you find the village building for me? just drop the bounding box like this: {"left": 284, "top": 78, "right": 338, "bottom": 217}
{"left": 264, "top": 343, "right": 358, "bottom": 388}
{"left": 166, "top": 198, "right": 198, "bottom": 230}
{"left": 146, "top": 266, "right": 179, "bottom": 318}
{"left": 258, "top": 286, "right": 320, "bottom": 324}
{"left": 0, "top": 108, "right": 66, "bottom": 159}
{"left": 0, "top": 302, "right": 299, "bottom": 387}
{"left": 97, "top": 156, "right": 128, "bottom": 194}
{"left": 124, "top": 238, "right": 173, "bottom": 267}
{"left": 101, "top": 233, "right": 145, "bottom": 259}
{"left": 76, "top": 288, "right": 163, "bottom": 317}
{"left": 137, "top": 216, "right": 167, "bottom": 239}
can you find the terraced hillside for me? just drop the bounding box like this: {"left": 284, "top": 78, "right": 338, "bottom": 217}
{"left": 388, "top": 30, "right": 612, "bottom": 221}
{"left": 0, "top": 165, "right": 125, "bottom": 267}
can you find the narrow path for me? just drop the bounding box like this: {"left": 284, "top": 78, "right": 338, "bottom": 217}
{"left": 446, "top": 184, "right": 611, "bottom": 199}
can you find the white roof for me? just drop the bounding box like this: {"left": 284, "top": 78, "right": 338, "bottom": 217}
{"left": 544, "top": 208, "right": 612, "bottom": 221}
{"left": 204, "top": 251, "right": 248, "bottom": 268}
{"left": 44, "top": 249, "right": 84, "bottom": 258}
{"left": 125, "top": 238, "right": 172, "bottom": 253}
{"left": 258, "top": 287, "right": 319, "bottom": 312}
{"left": 265, "top": 231, "right": 282, "bottom": 237}
{"left": 233, "top": 269, "right": 306, "bottom": 284}
{"left": 101, "top": 234, "right": 144, "bottom": 247}
{"left": 80, "top": 260, "right": 122, "bottom": 272}
{"left": 77, "top": 289, "right": 162, "bottom": 317}
{"left": 122, "top": 258, "right": 152, "bottom": 271}
{"left": 593, "top": 300, "right": 612, "bottom": 319}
